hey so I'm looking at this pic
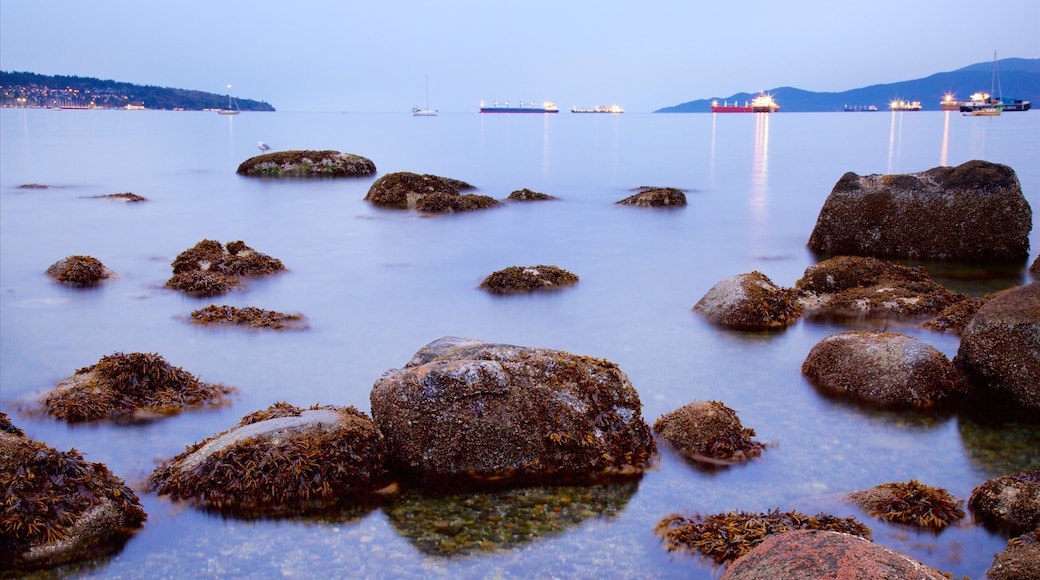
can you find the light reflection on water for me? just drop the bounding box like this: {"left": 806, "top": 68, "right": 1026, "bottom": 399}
{"left": 1, "top": 109, "right": 1038, "bottom": 578}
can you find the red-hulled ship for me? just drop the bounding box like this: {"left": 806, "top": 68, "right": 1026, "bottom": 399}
{"left": 710, "top": 93, "right": 780, "bottom": 113}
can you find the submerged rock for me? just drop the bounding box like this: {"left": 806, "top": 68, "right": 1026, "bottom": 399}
{"left": 90, "top": 192, "right": 146, "bottom": 202}
{"left": 479, "top": 265, "right": 579, "bottom": 293}
{"left": 40, "top": 352, "right": 234, "bottom": 423}
{"left": 236, "top": 150, "right": 376, "bottom": 177}
{"left": 188, "top": 304, "right": 306, "bottom": 329}
{"left": 148, "top": 403, "right": 389, "bottom": 516}
{"left": 415, "top": 191, "right": 499, "bottom": 213}
{"left": 507, "top": 188, "right": 554, "bottom": 201}
{"left": 370, "top": 336, "right": 656, "bottom": 483}
{"left": 694, "top": 271, "right": 802, "bottom": 330}
{"left": 969, "top": 470, "right": 1040, "bottom": 535}
{"left": 807, "top": 160, "right": 1032, "bottom": 262}
{"left": 364, "top": 171, "right": 476, "bottom": 209}
{"left": 45, "top": 255, "right": 114, "bottom": 286}
{"left": 801, "top": 330, "right": 959, "bottom": 409}
{"left": 953, "top": 282, "right": 1040, "bottom": 413}
{"left": 719, "top": 529, "right": 945, "bottom": 580}
{"left": 0, "top": 412, "right": 146, "bottom": 571}
{"left": 166, "top": 239, "right": 285, "bottom": 297}
{"left": 653, "top": 400, "right": 765, "bottom": 466}
{"left": 616, "top": 186, "right": 686, "bottom": 207}
{"left": 845, "top": 479, "right": 965, "bottom": 530}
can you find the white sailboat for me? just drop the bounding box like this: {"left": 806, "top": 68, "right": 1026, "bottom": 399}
{"left": 412, "top": 77, "right": 438, "bottom": 116}
{"left": 218, "top": 84, "right": 240, "bottom": 115}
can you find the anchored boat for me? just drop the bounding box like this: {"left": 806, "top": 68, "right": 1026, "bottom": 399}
{"left": 480, "top": 100, "right": 559, "bottom": 114}
{"left": 710, "top": 93, "right": 779, "bottom": 113}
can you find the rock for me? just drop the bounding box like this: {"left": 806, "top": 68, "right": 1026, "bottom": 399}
{"left": 45, "top": 255, "right": 114, "bottom": 285}
{"left": 801, "top": 330, "right": 959, "bottom": 409}
{"left": 369, "top": 336, "right": 656, "bottom": 482}
{"left": 653, "top": 400, "right": 765, "bottom": 465}
{"left": 719, "top": 530, "right": 945, "bottom": 580}
{"left": 414, "top": 191, "right": 499, "bottom": 213}
{"left": 0, "top": 412, "right": 146, "bottom": 571}
{"left": 166, "top": 239, "right": 285, "bottom": 297}
{"left": 507, "top": 188, "right": 554, "bottom": 201}
{"left": 148, "top": 403, "right": 389, "bottom": 516}
{"left": 1031, "top": 255, "right": 1039, "bottom": 279}
{"left": 236, "top": 150, "right": 376, "bottom": 177}
{"left": 694, "top": 271, "right": 803, "bottom": 330}
{"left": 364, "top": 171, "right": 475, "bottom": 209}
{"left": 807, "top": 160, "right": 1032, "bottom": 262}
{"left": 40, "top": 352, "right": 235, "bottom": 423}
{"left": 969, "top": 470, "right": 1040, "bottom": 535}
{"left": 188, "top": 304, "right": 306, "bottom": 329}
{"left": 987, "top": 526, "right": 1040, "bottom": 580}
{"left": 479, "top": 265, "right": 579, "bottom": 293}
{"left": 795, "top": 256, "right": 964, "bottom": 320}
{"left": 922, "top": 294, "right": 992, "bottom": 334}
{"left": 616, "top": 186, "right": 686, "bottom": 207}
{"left": 954, "top": 282, "right": 1040, "bottom": 413}
{"left": 90, "top": 192, "right": 146, "bottom": 202}
{"left": 845, "top": 479, "right": 965, "bottom": 530}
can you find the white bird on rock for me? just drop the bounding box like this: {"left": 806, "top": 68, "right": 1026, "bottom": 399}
{"left": 257, "top": 141, "right": 271, "bottom": 153}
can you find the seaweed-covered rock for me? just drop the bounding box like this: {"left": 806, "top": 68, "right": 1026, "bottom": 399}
{"left": 616, "top": 186, "right": 686, "bottom": 207}
{"left": 415, "top": 191, "right": 499, "bottom": 213}
{"left": 801, "top": 330, "right": 959, "bottom": 409}
{"left": 90, "top": 192, "right": 146, "bottom": 202}
{"left": 655, "top": 509, "right": 871, "bottom": 566}
{"left": 0, "top": 413, "right": 146, "bottom": 571}
{"left": 45, "top": 255, "right": 114, "bottom": 286}
{"left": 954, "top": 282, "right": 1040, "bottom": 413}
{"left": 236, "top": 150, "right": 376, "bottom": 177}
{"left": 653, "top": 400, "right": 765, "bottom": 465}
{"left": 807, "top": 160, "right": 1032, "bottom": 262}
{"left": 166, "top": 239, "right": 285, "bottom": 297}
{"left": 719, "top": 529, "right": 945, "bottom": 580}
{"left": 39, "top": 352, "right": 234, "bottom": 423}
{"left": 845, "top": 480, "right": 965, "bottom": 530}
{"left": 479, "top": 265, "right": 579, "bottom": 294}
{"left": 694, "top": 271, "right": 802, "bottom": 330}
{"left": 189, "top": 304, "right": 306, "bottom": 329}
{"left": 364, "top": 171, "right": 475, "bottom": 209}
{"left": 369, "top": 336, "right": 656, "bottom": 482}
{"left": 969, "top": 470, "right": 1040, "bottom": 535}
{"left": 987, "top": 525, "right": 1040, "bottom": 580}
{"left": 795, "top": 255, "right": 964, "bottom": 320}
{"left": 507, "top": 188, "right": 554, "bottom": 201}
{"left": 148, "top": 403, "right": 389, "bottom": 516}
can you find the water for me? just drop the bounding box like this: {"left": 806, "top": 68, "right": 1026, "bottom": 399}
{"left": 2, "top": 108, "right": 1038, "bottom": 578}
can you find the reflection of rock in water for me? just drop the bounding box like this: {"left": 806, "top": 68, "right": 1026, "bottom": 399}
{"left": 382, "top": 479, "right": 640, "bottom": 557}
{"left": 958, "top": 417, "right": 1040, "bottom": 477}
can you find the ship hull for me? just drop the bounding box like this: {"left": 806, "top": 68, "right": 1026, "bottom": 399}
{"left": 480, "top": 108, "right": 558, "bottom": 114}
{"left": 711, "top": 106, "right": 778, "bottom": 113}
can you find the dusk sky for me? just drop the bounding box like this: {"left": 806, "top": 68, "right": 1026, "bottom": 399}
{"left": 2, "top": 0, "right": 1037, "bottom": 113}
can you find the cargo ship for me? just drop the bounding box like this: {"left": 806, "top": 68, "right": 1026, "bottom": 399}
{"left": 940, "top": 93, "right": 960, "bottom": 111}
{"left": 710, "top": 93, "right": 779, "bottom": 113}
{"left": 479, "top": 100, "right": 559, "bottom": 113}
{"left": 571, "top": 104, "right": 624, "bottom": 113}
{"left": 959, "top": 91, "right": 1032, "bottom": 112}
{"left": 889, "top": 99, "right": 922, "bottom": 111}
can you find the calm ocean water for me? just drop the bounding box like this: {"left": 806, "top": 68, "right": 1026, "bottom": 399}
{"left": 2, "top": 108, "right": 1038, "bottom": 578}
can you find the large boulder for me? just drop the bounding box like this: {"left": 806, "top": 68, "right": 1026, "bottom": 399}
{"left": 801, "top": 330, "right": 960, "bottom": 409}
{"left": 954, "top": 282, "right": 1040, "bottom": 413}
{"left": 364, "top": 171, "right": 476, "bottom": 209}
{"left": 148, "top": 403, "right": 389, "bottom": 516}
{"left": 616, "top": 186, "right": 686, "bottom": 207}
{"left": 694, "top": 271, "right": 802, "bottom": 330}
{"left": 969, "top": 470, "right": 1040, "bottom": 535}
{"left": 0, "top": 412, "right": 146, "bottom": 571}
{"left": 236, "top": 150, "right": 376, "bottom": 177}
{"left": 369, "top": 336, "right": 656, "bottom": 482}
{"left": 653, "top": 400, "right": 765, "bottom": 465}
{"left": 807, "top": 160, "right": 1032, "bottom": 262}
{"left": 719, "top": 530, "right": 945, "bottom": 580}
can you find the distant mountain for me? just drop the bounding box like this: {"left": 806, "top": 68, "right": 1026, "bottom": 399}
{"left": 0, "top": 71, "right": 275, "bottom": 112}
{"left": 656, "top": 58, "right": 1039, "bottom": 113}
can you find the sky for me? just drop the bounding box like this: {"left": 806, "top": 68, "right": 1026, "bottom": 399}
{"left": 2, "top": 0, "right": 1037, "bottom": 113}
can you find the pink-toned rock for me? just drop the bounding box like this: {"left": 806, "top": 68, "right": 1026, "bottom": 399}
{"left": 720, "top": 529, "right": 945, "bottom": 580}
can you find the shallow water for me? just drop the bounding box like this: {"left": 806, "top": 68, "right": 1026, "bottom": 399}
{"left": 1, "top": 108, "right": 1038, "bottom": 578}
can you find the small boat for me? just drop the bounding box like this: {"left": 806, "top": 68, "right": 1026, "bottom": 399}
{"left": 571, "top": 105, "right": 624, "bottom": 113}
{"left": 480, "top": 100, "right": 559, "bottom": 114}
{"left": 217, "top": 84, "right": 239, "bottom": 115}
{"left": 711, "top": 93, "right": 779, "bottom": 113}
{"left": 889, "top": 99, "right": 922, "bottom": 111}
{"left": 412, "top": 77, "right": 438, "bottom": 117}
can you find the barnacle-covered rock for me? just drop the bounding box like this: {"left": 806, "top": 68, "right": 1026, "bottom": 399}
{"left": 845, "top": 479, "right": 965, "bottom": 530}
{"left": 364, "top": 171, "right": 475, "bottom": 209}
{"left": 415, "top": 191, "right": 499, "bottom": 213}
{"left": 166, "top": 239, "right": 285, "bottom": 297}
{"left": 922, "top": 294, "right": 993, "bottom": 334}
{"left": 479, "top": 265, "right": 579, "bottom": 294}
{"left": 45, "top": 255, "right": 114, "bottom": 286}
{"left": 655, "top": 509, "right": 871, "bottom": 566}
{"left": 507, "top": 188, "right": 554, "bottom": 201}
{"left": 694, "top": 271, "right": 802, "bottom": 330}
{"left": 188, "top": 304, "right": 306, "bottom": 329}
{"left": 616, "top": 186, "right": 686, "bottom": 207}
{"left": 807, "top": 160, "right": 1032, "bottom": 262}
{"left": 969, "top": 470, "right": 1040, "bottom": 535}
{"left": 653, "top": 400, "right": 765, "bottom": 466}
{"left": 719, "top": 529, "right": 945, "bottom": 580}
{"left": 148, "top": 403, "right": 389, "bottom": 516}
{"left": 987, "top": 525, "right": 1040, "bottom": 580}
{"left": 236, "top": 150, "right": 375, "bottom": 177}
{"left": 39, "top": 352, "right": 234, "bottom": 423}
{"left": 0, "top": 413, "right": 146, "bottom": 571}
{"left": 954, "top": 282, "right": 1040, "bottom": 413}
{"left": 370, "top": 336, "right": 656, "bottom": 484}
{"left": 801, "top": 330, "right": 960, "bottom": 409}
